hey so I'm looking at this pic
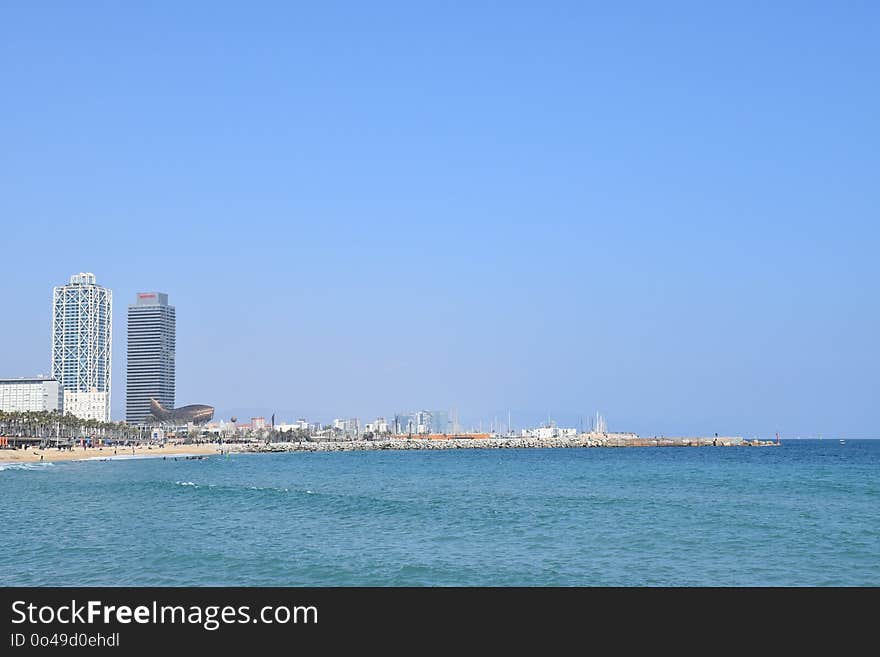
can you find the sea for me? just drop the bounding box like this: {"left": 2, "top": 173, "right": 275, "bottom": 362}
{"left": 1, "top": 440, "right": 878, "bottom": 586}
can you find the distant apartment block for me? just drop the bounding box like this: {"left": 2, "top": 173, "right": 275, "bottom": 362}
{"left": 364, "top": 417, "right": 390, "bottom": 434}
{"left": 394, "top": 410, "right": 449, "bottom": 435}
{"left": 64, "top": 391, "right": 110, "bottom": 421}
{"left": 0, "top": 376, "right": 61, "bottom": 413}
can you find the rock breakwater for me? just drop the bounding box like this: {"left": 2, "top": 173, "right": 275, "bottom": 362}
{"left": 226, "top": 434, "right": 775, "bottom": 455}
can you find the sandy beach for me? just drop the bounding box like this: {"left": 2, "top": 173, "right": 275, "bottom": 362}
{"left": 0, "top": 442, "right": 225, "bottom": 463}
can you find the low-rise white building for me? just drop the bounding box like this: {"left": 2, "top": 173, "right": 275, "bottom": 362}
{"left": 333, "top": 418, "right": 359, "bottom": 434}
{"left": 520, "top": 425, "right": 578, "bottom": 439}
{"left": 0, "top": 376, "right": 62, "bottom": 413}
{"left": 63, "top": 390, "right": 109, "bottom": 421}
{"left": 276, "top": 418, "right": 311, "bottom": 432}
{"left": 364, "top": 418, "right": 390, "bottom": 434}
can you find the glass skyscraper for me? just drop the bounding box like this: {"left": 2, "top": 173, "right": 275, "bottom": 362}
{"left": 126, "top": 292, "right": 175, "bottom": 425}
{"left": 51, "top": 272, "right": 113, "bottom": 422}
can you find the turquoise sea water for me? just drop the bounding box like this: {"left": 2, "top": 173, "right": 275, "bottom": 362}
{"left": 1, "top": 440, "right": 878, "bottom": 586}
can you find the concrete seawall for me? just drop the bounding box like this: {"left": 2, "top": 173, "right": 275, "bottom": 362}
{"left": 227, "top": 434, "right": 774, "bottom": 454}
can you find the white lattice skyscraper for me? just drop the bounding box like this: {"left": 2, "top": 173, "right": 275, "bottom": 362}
{"left": 51, "top": 272, "right": 113, "bottom": 422}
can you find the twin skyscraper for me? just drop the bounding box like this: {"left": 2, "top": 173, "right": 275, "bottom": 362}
{"left": 50, "top": 272, "right": 175, "bottom": 424}
{"left": 125, "top": 292, "right": 176, "bottom": 424}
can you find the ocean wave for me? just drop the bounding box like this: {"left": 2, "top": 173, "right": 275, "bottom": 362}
{"left": 173, "top": 481, "right": 291, "bottom": 494}
{"left": 246, "top": 485, "right": 290, "bottom": 493}
{"left": 0, "top": 462, "right": 56, "bottom": 472}
{"left": 86, "top": 453, "right": 207, "bottom": 462}
{"left": 174, "top": 481, "right": 217, "bottom": 489}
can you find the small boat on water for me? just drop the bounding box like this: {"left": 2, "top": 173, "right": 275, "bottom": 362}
{"left": 839, "top": 439, "right": 846, "bottom": 445}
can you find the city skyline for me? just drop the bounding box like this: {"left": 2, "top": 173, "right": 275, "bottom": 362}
{"left": 4, "top": 270, "right": 618, "bottom": 432}
{"left": 2, "top": 241, "right": 876, "bottom": 435}
{"left": 2, "top": 3, "right": 878, "bottom": 437}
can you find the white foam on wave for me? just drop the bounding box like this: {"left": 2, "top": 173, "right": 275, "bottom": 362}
{"left": 174, "top": 481, "right": 216, "bottom": 489}
{"left": 83, "top": 453, "right": 206, "bottom": 462}
{"left": 0, "top": 461, "right": 56, "bottom": 472}
{"left": 174, "top": 481, "right": 293, "bottom": 494}
{"left": 245, "top": 485, "right": 290, "bottom": 493}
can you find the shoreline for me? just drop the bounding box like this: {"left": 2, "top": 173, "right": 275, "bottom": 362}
{"left": 0, "top": 442, "right": 223, "bottom": 464}
{"left": 0, "top": 434, "right": 777, "bottom": 464}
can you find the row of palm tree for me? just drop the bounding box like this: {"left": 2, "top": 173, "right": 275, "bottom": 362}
{"left": 0, "top": 410, "right": 144, "bottom": 443}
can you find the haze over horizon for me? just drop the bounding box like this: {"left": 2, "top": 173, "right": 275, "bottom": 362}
{"left": 2, "top": 2, "right": 878, "bottom": 437}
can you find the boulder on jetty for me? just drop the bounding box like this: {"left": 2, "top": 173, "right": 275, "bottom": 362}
{"left": 226, "top": 433, "right": 775, "bottom": 455}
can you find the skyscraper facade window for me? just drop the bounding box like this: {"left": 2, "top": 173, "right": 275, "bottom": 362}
{"left": 51, "top": 272, "right": 113, "bottom": 422}
{"left": 126, "top": 292, "right": 175, "bottom": 425}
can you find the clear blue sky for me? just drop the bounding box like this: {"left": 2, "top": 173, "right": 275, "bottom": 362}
{"left": 2, "top": 2, "right": 878, "bottom": 436}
